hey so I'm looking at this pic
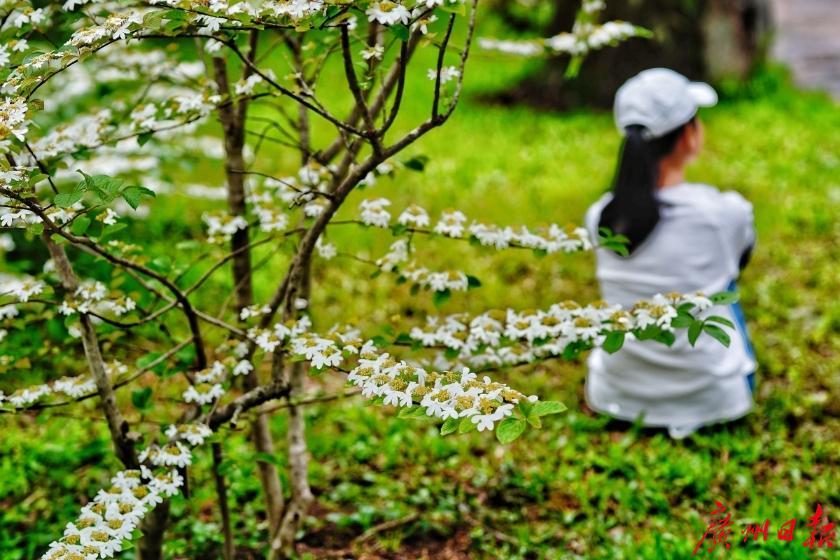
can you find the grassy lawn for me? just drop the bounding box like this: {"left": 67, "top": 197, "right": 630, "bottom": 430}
{"left": 1, "top": 19, "right": 838, "bottom": 559}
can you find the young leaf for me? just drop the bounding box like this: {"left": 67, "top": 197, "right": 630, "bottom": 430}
{"left": 496, "top": 417, "right": 526, "bottom": 444}
{"left": 131, "top": 387, "right": 153, "bottom": 411}
{"left": 705, "top": 315, "right": 735, "bottom": 328}
{"left": 54, "top": 191, "right": 84, "bottom": 208}
{"left": 122, "top": 185, "right": 156, "bottom": 210}
{"left": 389, "top": 23, "right": 409, "bottom": 41}
{"left": 671, "top": 313, "right": 694, "bottom": 328}
{"left": 70, "top": 215, "right": 91, "bottom": 236}
{"left": 398, "top": 406, "right": 429, "bottom": 419}
{"left": 440, "top": 417, "right": 459, "bottom": 436}
{"left": 526, "top": 413, "right": 542, "bottom": 429}
{"left": 433, "top": 289, "right": 451, "bottom": 307}
{"left": 402, "top": 154, "right": 429, "bottom": 171}
{"left": 688, "top": 320, "right": 704, "bottom": 346}
{"left": 532, "top": 400, "right": 567, "bottom": 417}
{"left": 603, "top": 331, "right": 625, "bottom": 354}
{"left": 703, "top": 323, "right": 731, "bottom": 347}
{"left": 710, "top": 291, "right": 739, "bottom": 305}
{"left": 458, "top": 416, "right": 477, "bottom": 434}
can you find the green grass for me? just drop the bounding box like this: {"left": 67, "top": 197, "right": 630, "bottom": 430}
{"left": 2, "top": 19, "right": 839, "bottom": 559}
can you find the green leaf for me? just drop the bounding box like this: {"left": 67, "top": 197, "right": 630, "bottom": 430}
{"left": 710, "top": 291, "right": 739, "bottom": 305}
{"left": 654, "top": 330, "right": 676, "bottom": 346}
{"left": 705, "top": 315, "right": 735, "bottom": 328}
{"left": 137, "top": 132, "right": 154, "bottom": 146}
{"left": 76, "top": 171, "right": 123, "bottom": 202}
{"left": 603, "top": 331, "right": 625, "bottom": 354}
{"left": 440, "top": 417, "right": 459, "bottom": 436}
{"left": 703, "top": 323, "right": 731, "bottom": 347}
{"left": 131, "top": 387, "right": 153, "bottom": 411}
{"left": 54, "top": 191, "right": 84, "bottom": 208}
{"left": 526, "top": 413, "right": 542, "bottom": 429}
{"left": 532, "top": 400, "right": 567, "bottom": 417}
{"left": 122, "top": 185, "right": 156, "bottom": 210}
{"left": 398, "top": 406, "right": 429, "bottom": 419}
{"left": 402, "top": 155, "right": 429, "bottom": 172}
{"left": 671, "top": 314, "right": 694, "bottom": 328}
{"left": 100, "top": 222, "right": 126, "bottom": 241}
{"left": 393, "top": 332, "right": 413, "bottom": 345}
{"left": 70, "top": 215, "right": 91, "bottom": 236}
{"left": 496, "top": 418, "right": 526, "bottom": 444}
{"left": 389, "top": 24, "right": 409, "bottom": 41}
{"left": 255, "top": 452, "right": 280, "bottom": 466}
{"left": 432, "top": 289, "right": 451, "bottom": 307}
{"left": 466, "top": 275, "right": 482, "bottom": 289}
{"left": 688, "top": 320, "right": 704, "bottom": 346}
{"left": 458, "top": 416, "right": 477, "bottom": 434}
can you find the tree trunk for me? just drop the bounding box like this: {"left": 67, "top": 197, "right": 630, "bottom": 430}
{"left": 212, "top": 52, "right": 288, "bottom": 539}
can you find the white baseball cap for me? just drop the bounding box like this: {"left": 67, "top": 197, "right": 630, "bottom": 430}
{"left": 614, "top": 68, "right": 718, "bottom": 139}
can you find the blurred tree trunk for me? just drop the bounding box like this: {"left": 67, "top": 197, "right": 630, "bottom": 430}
{"left": 494, "top": 0, "right": 772, "bottom": 109}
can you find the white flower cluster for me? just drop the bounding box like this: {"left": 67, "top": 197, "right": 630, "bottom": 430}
{"left": 202, "top": 212, "right": 248, "bottom": 243}
{"left": 409, "top": 292, "right": 714, "bottom": 369}
{"left": 546, "top": 21, "right": 639, "bottom": 55}
{"left": 361, "top": 201, "right": 594, "bottom": 254}
{"left": 426, "top": 66, "right": 461, "bottom": 84}
{"left": 347, "top": 351, "right": 536, "bottom": 432}
{"left": 0, "top": 362, "right": 127, "bottom": 410}
{"left": 397, "top": 205, "right": 430, "bottom": 228}
{"left": 479, "top": 0, "right": 642, "bottom": 59}
{"left": 165, "top": 423, "right": 212, "bottom": 446}
{"left": 59, "top": 282, "right": 137, "bottom": 318}
{"left": 315, "top": 237, "right": 337, "bottom": 260}
{"left": 376, "top": 239, "right": 410, "bottom": 272}
{"left": 365, "top": 1, "right": 411, "bottom": 26}
{"left": 0, "top": 276, "right": 46, "bottom": 303}
{"left": 31, "top": 110, "right": 114, "bottom": 160}
{"left": 359, "top": 198, "right": 392, "bottom": 228}
{"left": 403, "top": 265, "right": 469, "bottom": 293}
{"left": 0, "top": 97, "right": 29, "bottom": 147}
{"left": 247, "top": 315, "right": 312, "bottom": 353}
{"left": 41, "top": 419, "right": 211, "bottom": 560}
{"left": 240, "top": 304, "right": 271, "bottom": 321}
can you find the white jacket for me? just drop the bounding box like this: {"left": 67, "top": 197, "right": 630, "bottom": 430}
{"left": 584, "top": 183, "right": 757, "bottom": 436}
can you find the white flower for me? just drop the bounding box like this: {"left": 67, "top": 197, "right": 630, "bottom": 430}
{"left": 376, "top": 239, "right": 410, "bottom": 272}
{"left": 365, "top": 1, "right": 410, "bottom": 26}
{"left": 232, "top": 360, "right": 253, "bottom": 376}
{"left": 361, "top": 45, "right": 384, "bottom": 61}
{"left": 183, "top": 383, "right": 224, "bottom": 405}
{"left": 426, "top": 66, "right": 460, "bottom": 84}
{"left": 397, "top": 205, "right": 430, "bottom": 228}
{"left": 316, "top": 238, "right": 337, "bottom": 260}
{"left": 434, "top": 210, "right": 467, "bottom": 238}
{"left": 152, "top": 442, "right": 192, "bottom": 468}
{"left": 1, "top": 277, "right": 45, "bottom": 303}
{"left": 240, "top": 304, "right": 271, "bottom": 320}
{"left": 234, "top": 74, "right": 263, "bottom": 96}
{"left": 359, "top": 198, "right": 392, "bottom": 227}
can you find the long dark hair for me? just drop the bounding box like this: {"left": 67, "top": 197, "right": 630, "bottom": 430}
{"left": 598, "top": 118, "right": 694, "bottom": 255}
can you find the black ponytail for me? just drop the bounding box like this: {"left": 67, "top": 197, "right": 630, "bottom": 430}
{"left": 598, "top": 120, "right": 692, "bottom": 254}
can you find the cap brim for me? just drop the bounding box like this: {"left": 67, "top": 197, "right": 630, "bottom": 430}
{"left": 687, "top": 82, "right": 718, "bottom": 107}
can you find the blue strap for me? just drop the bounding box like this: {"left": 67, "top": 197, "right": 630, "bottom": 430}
{"left": 727, "top": 280, "right": 755, "bottom": 393}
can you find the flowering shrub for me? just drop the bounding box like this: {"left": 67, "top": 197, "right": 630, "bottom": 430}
{"left": 0, "top": 1, "right": 734, "bottom": 558}
{"left": 479, "top": 0, "right": 651, "bottom": 75}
